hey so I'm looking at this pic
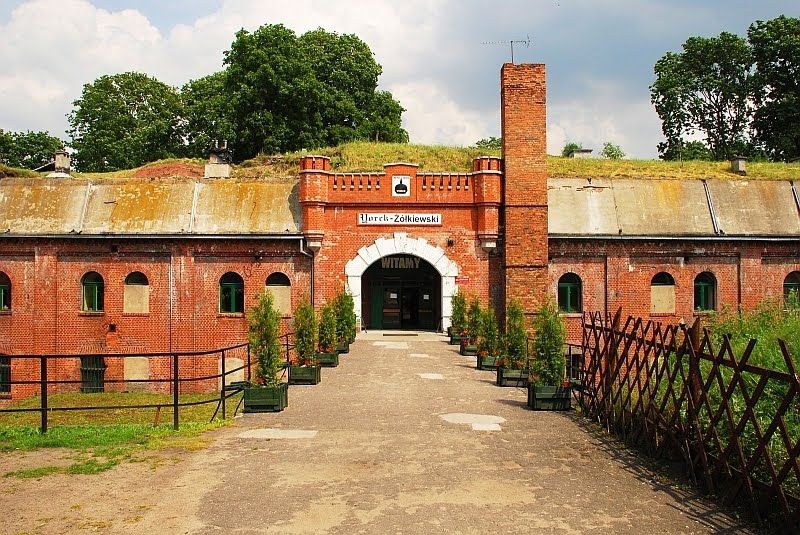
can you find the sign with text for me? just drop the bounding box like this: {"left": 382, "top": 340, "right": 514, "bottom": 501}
{"left": 392, "top": 175, "right": 411, "bottom": 197}
{"left": 358, "top": 213, "right": 442, "bottom": 226}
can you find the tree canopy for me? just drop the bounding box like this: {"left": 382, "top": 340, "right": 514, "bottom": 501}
{"left": 651, "top": 32, "right": 754, "bottom": 161}
{"left": 651, "top": 16, "right": 800, "bottom": 162}
{"left": 68, "top": 72, "right": 184, "bottom": 172}
{"left": 223, "top": 24, "right": 406, "bottom": 161}
{"left": 0, "top": 129, "right": 64, "bottom": 169}
{"left": 64, "top": 25, "right": 406, "bottom": 170}
{"left": 749, "top": 16, "right": 800, "bottom": 162}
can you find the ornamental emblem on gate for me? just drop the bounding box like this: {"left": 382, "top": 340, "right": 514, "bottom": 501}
{"left": 392, "top": 175, "right": 410, "bottom": 197}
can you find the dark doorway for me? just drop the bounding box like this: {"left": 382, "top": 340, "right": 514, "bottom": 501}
{"left": 362, "top": 255, "right": 440, "bottom": 330}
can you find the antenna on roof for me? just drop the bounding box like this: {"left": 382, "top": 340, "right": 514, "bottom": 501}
{"left": 481, "top": 35, "right": 531, "bottom": 64}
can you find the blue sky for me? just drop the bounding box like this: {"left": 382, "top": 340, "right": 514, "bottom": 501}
{"left": 1, "top": 0, "right": 798, "bottom": 158}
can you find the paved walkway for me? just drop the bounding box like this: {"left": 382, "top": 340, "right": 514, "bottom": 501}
{"left": 140, "top": 331, "right": 750, "bottom": 534}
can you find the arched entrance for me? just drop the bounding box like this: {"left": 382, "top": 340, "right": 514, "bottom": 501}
{"left": 344, "top": 233, "right": 459, "bottom": 331}
{"left": 362, "top": 255, "right": 440, "bottom": 330}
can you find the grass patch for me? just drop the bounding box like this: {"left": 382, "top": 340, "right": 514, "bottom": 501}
{"left": 76, "top": 142, "right": 800, "bottom": 181}
{"left": 0, "top": 163, "right": 40, "bottom": 178}
{"left": 0, "top": 391, "right": 241, "bottom": 479}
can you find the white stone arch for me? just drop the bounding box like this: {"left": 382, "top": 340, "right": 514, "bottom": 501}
{"left": 344, "top": 232, "right": 459, "bottom": 331}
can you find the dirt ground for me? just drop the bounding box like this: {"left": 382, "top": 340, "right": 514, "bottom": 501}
{"left": 0, "top": 332, "right": 755, "bottom": 534}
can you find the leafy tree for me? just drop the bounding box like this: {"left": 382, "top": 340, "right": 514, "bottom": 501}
{"left": 561, "top": 141, "right": 583, "bottom": 157}
{"left": 651, "top": 32, "right": 754, "bottom": 161}
{"left": 333, "top": 289, "right": 356, "bottom": 344}
{"left": 248, "top": 290, "right": 283, "bottom": 387}
{"left": 224, "top": 24, "right": 406, "bottom": 161}
{"left": 601, "top": 142, "right": 625, "bottom": 160}
{"left": 0, "top": 129, "right": 64, "bottom": 169}
{"left": 530, "top": 299, "right": 566, "bottom": 385}
{"left": 748, "top": 16, "right": 800, "bottom": 161}
{"left": 68, "top": 72, "right": 184, "bottom": 172}
{"left": 474, "top": 136, "right": 502, "bottom": 151}
{"left": 181, "top": 71, "right": 236, "bottom": 159}
{"left": 466, "top": 297, "right": 482, "bottom": 345}
{"left": 658, "top": 139, "right": 713, "bottom": 161}
{"left": 504, "top": 299, "right": 527, "bottom": 367}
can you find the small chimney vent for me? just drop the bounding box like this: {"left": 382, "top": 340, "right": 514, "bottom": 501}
{"left": 46, "top": 148, "right": 72, "bottom": 178}
{"left": 205, "top": 140, "right": 232, "bottom": 178}
{"left": 568, "top": 148, "right": 594, "bottom": 159}
{"left": 730, "top": 156, "right": 747, "bottom": 176}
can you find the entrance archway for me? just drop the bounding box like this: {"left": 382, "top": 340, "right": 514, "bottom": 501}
{"left": 344, "top": 233, "right": 459, "bottom": 331}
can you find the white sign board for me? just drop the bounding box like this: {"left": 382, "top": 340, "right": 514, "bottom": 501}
{"left": 392, "top": 175, "right": 411, "bottom": 197}
{"left": 358, "top": 213, "right": 442, "bottom": 226}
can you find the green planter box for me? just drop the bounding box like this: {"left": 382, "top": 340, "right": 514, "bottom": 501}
{"left": 477, "top": 354, "right": 499, "bottom": 370}
{"left": 496, "top": 367, "right": 529, "bottom": 387}
{"left": 460, "top": 344, "right": 478, "bottom": 356}
{"left": 527, "top": 385, "right": 571, "bottom": 411}
{"left": 449, "top": 333, "right": 463, "bottom": 345}
{"left": 289, "top": 365, "right": 322, "bottom": 385}
{"left": 243, "top": 383, "right": 288, "bottom": 413}
{"left": 337, "top": 341, "right": 350, "bottom": 354}
{"left": 317, "top": 351, "right": 339, "bottom": 367}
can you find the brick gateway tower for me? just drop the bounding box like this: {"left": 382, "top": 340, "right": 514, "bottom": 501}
{"left": 501, "top": 63, "right": 549, "bottom": 315}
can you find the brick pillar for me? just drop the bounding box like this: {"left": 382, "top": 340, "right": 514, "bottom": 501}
{"left": 472, "top": 156, "right": 502, "bottom": 250}
{"left": 501, "top": 63, "right": 548, "bottom": 316}
{"left": 298, "top": 155, "right": 330, "bottom": 247}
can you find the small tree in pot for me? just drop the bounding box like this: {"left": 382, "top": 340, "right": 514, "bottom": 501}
{"left": 334, "top": 289, "right": 356, "bottom": 352}
{"left": 460, "top": 296, "right": 481, "bottom": 356}
{"left": 497, "top": 299, "right": 529, "bottom": 386}
{"left": 449, "top": 290, "right": 466, "bottom": 344}
{"left": 290, "top": 297, "right": 321, "bottom": 384}
{"left": 477, "top": 307, "right": 502, "bottom": 370}
{"left": 317, "top": 302, "right": 339, "bottom": 367}
{"left": 528, "top": 299, "right": 569, "bottom": 410}
{"left": 244, "top": 290, "right": 288, "bottom": 412}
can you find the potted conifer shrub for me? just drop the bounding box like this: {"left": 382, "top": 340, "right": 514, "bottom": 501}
{"left": 497, "top": 299, "right": 529, "bottom": 387}
{"left": 477, "top": 307, "right": 502, "bottom": 371}
{"left": 334, "top": 289, "right": 356, "bottom": 353}
{"left": 460, "top": 297, "right": 481, "bottom": 356}
{"left": 527, "top": 299, "right": 570, "bottom": 410}
{"left": 289, "top": 297, "right": 322, "bottom": 385}
{"left": 449, "top": 291, "right": 466, "bottom": 345}
{"left": 243, "top": 290, "right": 288, "bottom": 412}
{"left": 317, "top": 302, "right": 339, "bottom": 367}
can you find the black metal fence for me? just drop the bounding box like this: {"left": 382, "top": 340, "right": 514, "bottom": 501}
{"left": 579, "top": 309, "right": 800, "bottom": 528}
{"left": 0, "top": 343, "right": 252, "bottom": 432}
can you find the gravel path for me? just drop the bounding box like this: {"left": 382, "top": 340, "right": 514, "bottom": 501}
{"left": 0, "top": 332, "right": 754, "bottom": 534}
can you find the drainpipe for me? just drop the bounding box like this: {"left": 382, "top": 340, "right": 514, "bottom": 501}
{"left": 298, "top": 238, "right": 315, "bottom": 306}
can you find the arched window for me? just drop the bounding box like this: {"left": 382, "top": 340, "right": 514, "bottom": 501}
{"left": 557, "top": 273, "right": 582, "bottom": 313}
{"left": 650, "top": 272, "right": 675, "bottom": 314}
{"left": 82, "top": 272, "right": 104, "bottom": 312}
{"left": 694, "top": 272, "right": 716, "bottom": 311}
{"left": 266, "top": 272, "right": 292, "bottom": 315}
{"left": 784, "top": 271, "right": 800, "bottom": 309}
{"left": 219, "top": 272, "right": 244, "bottom": 313}
{"left": 0, "top": 272, "right": 10, "bottom": 311}
{"left": 124, "top": 272, "right": 150, "bottom": 314}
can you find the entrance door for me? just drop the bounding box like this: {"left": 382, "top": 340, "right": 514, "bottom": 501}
{"left": 361, "top": 255, "right": 441, "bottom": 330}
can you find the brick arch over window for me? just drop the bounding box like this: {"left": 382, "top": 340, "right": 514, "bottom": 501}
{"left": 344, "top": 233, "right": 460, "bottom": 330}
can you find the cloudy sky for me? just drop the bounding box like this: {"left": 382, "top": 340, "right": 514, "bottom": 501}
{"left": 1, "top": 0, "right": 797, "bottom": 159}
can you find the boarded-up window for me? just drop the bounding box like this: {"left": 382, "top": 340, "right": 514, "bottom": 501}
{"left": 650, "top": 272, "right": 675, "bottom": 314}
{"left": 124, "top": 272, "right": 149, "bottom": 313}
{"left": 266, "top": 272, "right": 291, "bottom": 316}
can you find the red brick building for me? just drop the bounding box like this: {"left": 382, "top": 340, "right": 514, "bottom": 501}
{"left": 1, "top": 63, "right": 799, "bottom": 399}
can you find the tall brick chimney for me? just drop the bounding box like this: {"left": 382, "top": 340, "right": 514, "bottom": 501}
{"left": 501, "top": 63, "right": 548, "bottom": 317}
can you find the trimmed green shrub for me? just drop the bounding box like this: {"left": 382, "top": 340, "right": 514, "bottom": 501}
{"left": 530, "top": 299, "right": 566, "bottom": 385}
{"left": 505, "top": 298, "right": 527, "bottom": 367}
{"left": 293, "top": 297, "right": 317, "bottom": 365}
{"left": 318, "top": 302, "right": 338, "bottom": 352}
{"left": 247, "top": 290, "right": 283, "bottom": 386}
{"left": 451, "top": 291, "right": 466, "bottom": 333}
{"left": 478, "top": 307, "right": 502, "bottom": 357}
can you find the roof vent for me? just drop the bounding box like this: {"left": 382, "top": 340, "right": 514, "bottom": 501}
{"left": 730, "top": 156, "right": 747, "bottom": 176}
{"left": 46, "top": 148, "right": 72, "bottom": 178}
{"left": 205, "top": 140, "right": 232, "bottom": 178}
{"left": 568, "top": 148, "right": 593, "bottom": 159}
